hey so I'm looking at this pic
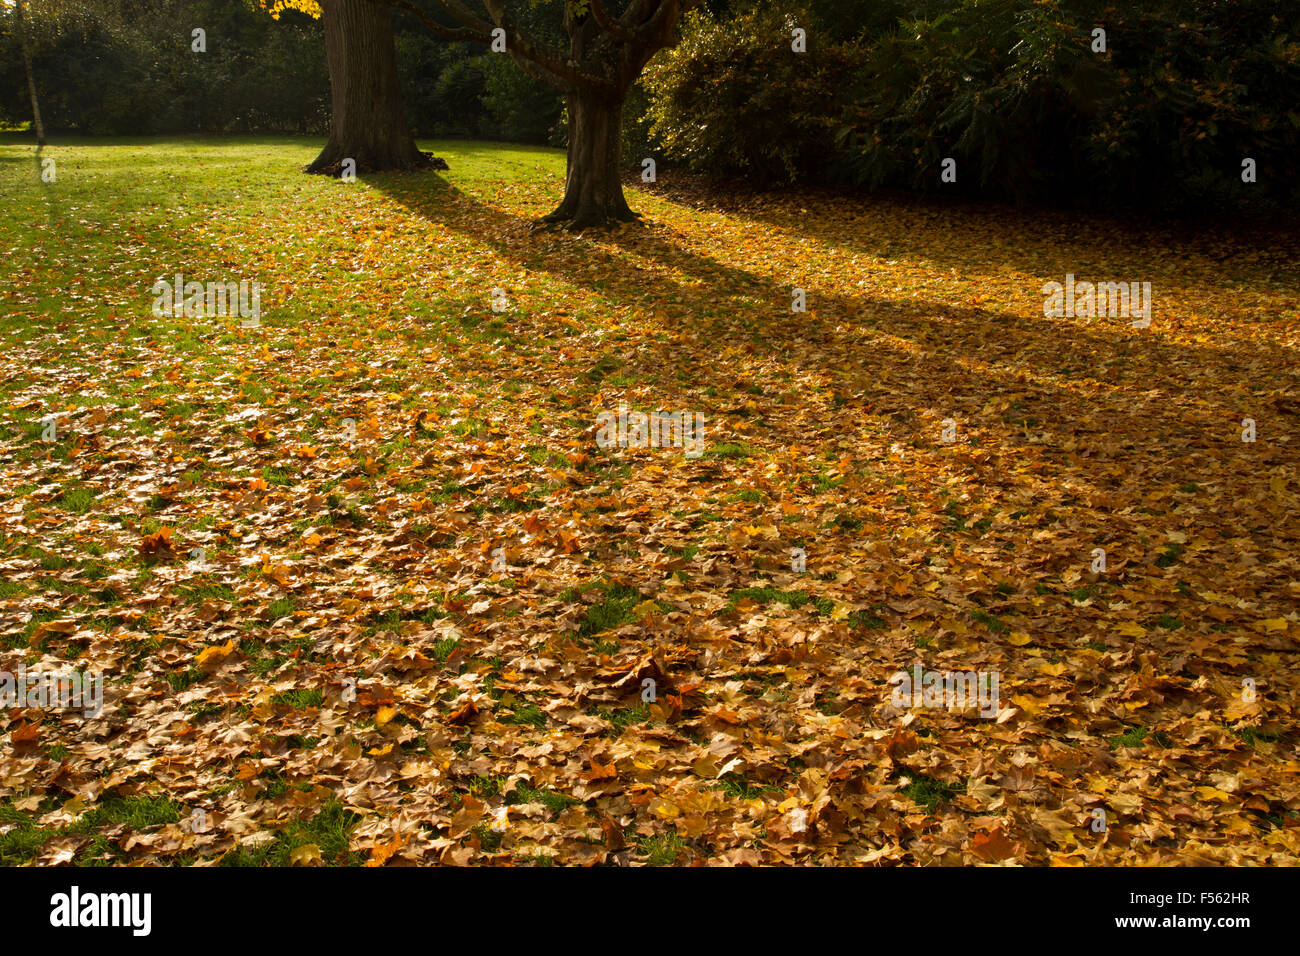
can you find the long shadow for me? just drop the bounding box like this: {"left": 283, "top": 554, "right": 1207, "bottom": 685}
{"left": 625, "top": 177, "right": 1300, "bottom": 382}
{"left": 600, "top": 187, "right": 1300, "bottom": 386}
{"left": 594, "top": 214, "right": 1300, "bottom": 468}
{"left": 380, "top": 171, "right": 1296, "bottom": 406}
{"left": 633, "top": 176, "right": 1300, "bottom": 291}
{"left": 379, "top": 171, "right": 1298, "bottom": 375}
{"left": 364, "top": 171, "right": 1300, "bottom": 574}
{"left": 358, "top": 172, "right": 1300, "bottom": 641}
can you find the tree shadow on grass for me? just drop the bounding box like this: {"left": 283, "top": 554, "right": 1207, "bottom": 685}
{"left": 374, "top": 169, "right": 1298, "bottom": 650}
{"left": 368, "top": 172, "right": 1297, "bottom": 594}
{"left": 374, "top": 171, "right": 1297, "bottom": 481}
{"left": 632, "top": 175, "right": 1300, "bottom": 292}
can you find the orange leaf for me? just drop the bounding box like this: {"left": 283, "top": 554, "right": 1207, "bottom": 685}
{"left": 970, "top": 827, "right": 1019, "bottom": 862}
{"left": 581, "top": 760, "right": 618, "bottom": 782}
{"left": 195, "top": 639, "right": 236, "bottom": 671}
{"left": 364, "top": 832, "right": 408, "bottom": 867}
{"left": 447, "top": 697, "right": 480, "bottom": 726}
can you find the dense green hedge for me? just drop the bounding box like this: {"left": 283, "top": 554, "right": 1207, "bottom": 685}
{"left": 642, "top": 0, "right": 1300, "bottom": 211}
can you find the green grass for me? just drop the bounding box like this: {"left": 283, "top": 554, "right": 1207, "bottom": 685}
{"left": 897, "top": 773, "right": 964, "bottom": 813}
{"left": 505, "top": 783, "right": 579, "bottom": 815}
{"left": 0, "top": 794, "right": 183, "bottom": 866}
{"left": 727, "top": 587, "right": 832, "bottom": 616}
{"left": 564, "top": 581, "right": 641, "bottom": 639}
{"left": 638, "top": 832, "right": 685, "bottom": 866}
{"left": 1108, "top": 725, "right": 1172, "bottom": 749}
{"left": 970, "top": 608, "right": 1009, "bottom": 634}
{"left": 56, "top": 484, "right": 96, "bottom": 513}
{"left": 166, "top": 668, "right": 204, "bottom": 691}
{"left": 1231, "top": 726, "right": 1282, "bottom": 747}
{"left": 705, "top": 442, "right": 760, "bottom": 459}
{"left": 713, "top": 774, "right": 781, "bottom": 801}
{"left": 268, "top": 597, "right": 296, "bottom": 618}
{"left": 219, "top": 800, "right": 360, "bottom": 867}
{"left": 274, "top": 688, "right": 324, "bottom": 709}
{"left": 467, "top": 775, "right": 503, "bottom": 798}
{"left": 177, "top": 581, "right": 238, "bottom": 604}
{"left": 848, "top": 608, "right": 887, "bottom": 630}
{"left": 499, "top": 701, "right": 547, "bottom": 729}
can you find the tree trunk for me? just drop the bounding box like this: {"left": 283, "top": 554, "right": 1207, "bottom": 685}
{"left": 541, "top": 88, "right": 636, "bottom": 229}
{"left": 15, "top": 0, "right": 46, "bottom": 147}
{"left": 306, "top": 0, "right": 436, "bottom": 175}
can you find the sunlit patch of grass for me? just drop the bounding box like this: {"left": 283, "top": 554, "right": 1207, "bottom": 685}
{"left": 897, "top": 772, "right": 964, "bottom": 813}
{"left": 56, "top": 484, "right": 96, "bottom": 513}
{"left": 220, "top": 800, "right": 360, "bottom": 867}
{"left": 0, "top": 794, "right": 184, "bottom": 866}
{"left": 713, "top": 774, "right": 781, "bottom": 801}
{"left": 637, "top": 832, "right": 685, "bottom": 866}
{"left": 505, "top": 783, "right": 578, "bottom": 815}
{"left": 705, "top": 442, "right": 760, "bottom": 459}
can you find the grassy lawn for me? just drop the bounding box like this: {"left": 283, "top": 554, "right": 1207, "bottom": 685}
{"left": 0, "top": 134, "right": 1297, "bottom": 866}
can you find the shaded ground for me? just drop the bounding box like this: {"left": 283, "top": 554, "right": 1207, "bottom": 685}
{"left": 0, "top": 135, "right": 1297, "bottom": 866}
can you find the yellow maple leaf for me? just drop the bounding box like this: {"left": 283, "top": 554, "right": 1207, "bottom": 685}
{"left": 632, "top": 599, "right": 661, "bottom": 619}
{"left": 649, "top": 797, "right": 680, "bottom": 820}
{"left": 1010, "top": 694, "right": 1041, "bottom": 714}
{"left": 288, "top": 843, "right": 322, "bottom": 866}
{"left": 195, "top": 639, "right": 236, "bottom": 671}
{"left": 261, "top": 0, "right": 321, "bottom": 19}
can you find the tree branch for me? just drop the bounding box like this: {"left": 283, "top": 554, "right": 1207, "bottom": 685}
{"left": 480, "top": 0, "right": 613, "bottom": 91}
{"left": 371, "top": 0, "right": 491, "bottom": 44}
{"left": 373, "top": 0, "right": 613, "bottom": 92}
{"left": 627, "top": 0, "right": 700, "bottom": 48}
{"left": 589, "top": 0, "right": 635, "bottom": 43}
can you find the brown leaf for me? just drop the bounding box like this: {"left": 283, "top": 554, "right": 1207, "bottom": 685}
{"left": 970, "top": 827, "right": 1019, "bottom": 862}
{"left": 447, "top": 697, "right": 480, "bottom": 726}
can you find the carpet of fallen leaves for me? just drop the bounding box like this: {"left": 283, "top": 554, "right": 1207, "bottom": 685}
{"left": 3, "top": 141, "right": 1299, "bottom": 866}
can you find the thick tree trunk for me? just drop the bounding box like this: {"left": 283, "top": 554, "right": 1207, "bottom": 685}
{"left": 307, "top": 0, "right": 436, "bottom": 175}
{"left": 15, "top": 0, "right": 46, "bottom": 147}
{"left": 541, "top": 89, "right": 636, "bottom": 230}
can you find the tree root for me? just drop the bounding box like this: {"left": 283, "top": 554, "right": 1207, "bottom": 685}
{"left": 304, "top": 150, "right": 446, "bottom": 177}
{"left": 530, "top": 206, "right": 642, "bottom": 233}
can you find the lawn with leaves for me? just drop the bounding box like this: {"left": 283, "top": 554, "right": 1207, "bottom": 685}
{"left": 1, "top": 135, "right": 1297, "bottom": 866}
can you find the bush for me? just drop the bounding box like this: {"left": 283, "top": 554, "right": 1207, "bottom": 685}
{"left": 643, "top": 2, "right": 859, "bottom": 184}
{"left": 835, "top": 0, "right": 1300, "bottom": 210}
{"left": 642, "top": 0, "right": 1300, "bottom": 212}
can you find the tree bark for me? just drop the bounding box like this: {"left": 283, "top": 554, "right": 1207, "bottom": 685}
{"left": 15, "top": 0, "right": 47, "bottom": 148}
{"left": 396, "top": 0, "right": 699, "bottom": 225}
{"left": 307, "top": 0, "right": 437, "bottom": 175}
{"left": 542, "top": 90, "right": 636, "bottom": 229}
